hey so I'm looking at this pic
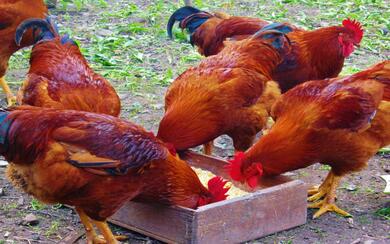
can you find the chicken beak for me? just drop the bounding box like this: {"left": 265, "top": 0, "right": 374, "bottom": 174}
{"left": 354, "top": 43, "right": 360, "bottom": 48}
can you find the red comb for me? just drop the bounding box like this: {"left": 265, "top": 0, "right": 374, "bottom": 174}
{"left": 208, "top": 176, "right": 230, "bottom": 202}
{"left": 225, "top": 152, "right": 246, "bottom": 181}
{"left": 342, "top": 18, "right": 363, "bottom": 43}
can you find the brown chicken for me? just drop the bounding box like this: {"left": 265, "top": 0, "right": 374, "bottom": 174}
{"left": 2, "top": 106, "right": 229, "bottom": 243}
{"left": 157, "top": 30, "right": 290, "bottom": 154}
{"left": 15, "top": 17, "right": 120, "bottom": 116}
{"left": 227, "top": 60, "right": 390, "bottom": 218}
{"left": 167, "top": 6, "right": 270, "bottom": 56}
{"left": 168, "top": 6, "right": 363, "bottom": 92}
{"left": 0, "top": 0, "right": 47, "bottom": 105}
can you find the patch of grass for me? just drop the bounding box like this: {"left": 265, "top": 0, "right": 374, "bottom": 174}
{"left": 57, "top": 0, "right": 107, "bottom": 11}
{"left": 52, "top": 203, "right": 63, "bottom": 209}
{"left": 378, "top": 147, "right": 390, "bottom": 155}
{"left": 31, "top": 198, "right": 46, "bottom": 211}
{"left": 281, "top": 240, "right": 293, "bottom": 244}
{"left": 6, "top": 0, "right": 388, "bottom": 116}
{"left": 375, "top": 207, "right": 390, "bottom": 220}
{"left": 309, "top": 226, "right": 327, "bottom": 238}
{"left": 0, "top": 202, "right": 18, "bottom": 212}
{"left": 364, "top": 186, "right": 375, "bottom": 194}
{"left": 45, "top": 220, "right": 60, "bottom": 237}
{"left": 319, "top": 165, "right": 331, "bottom": 171}
{"left": 357, "top": 214, "right": 371, "bottom": 224}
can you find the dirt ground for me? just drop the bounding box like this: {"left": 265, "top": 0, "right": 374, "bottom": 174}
{"left": 0, "top": 0, "right": 389, "bottom": 243}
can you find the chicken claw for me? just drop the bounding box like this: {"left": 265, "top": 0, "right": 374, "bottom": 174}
{"left": 76, "top": 208, "right": 127, "bottom": 244}
{"left": 95, "top": 235, "right": 128, "bottom": 243}
{"left": 307, "top": 171, "right": 351, "bottom": 218}
{"left": 308, "top": 171, "right": 334, "bottom": 201}
{"left": 307, "top": 185, "right": 321, "bottom": 196}
{"left": 92, "top": 220, "right": 127, "bottom": 244}
{"left": 309, "top": 200, "right": 351, "bottom": 218}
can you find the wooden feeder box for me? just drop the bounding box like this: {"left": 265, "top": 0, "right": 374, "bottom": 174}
{"left": 109, "top": 151, "right": 307, "bottom": 243}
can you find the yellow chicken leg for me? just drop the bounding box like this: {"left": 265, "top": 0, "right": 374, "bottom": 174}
{"left": 203, "top": 141, "right": 213, "bottom": 155}
{"left": 308, "top": 172, "right": 351, "bottom": 218}
{"left": 0, "top": 76, "right": 16, "bottom": 106}
{"left": 92, "top": 220, "right": 128, "bottom": 244}
{"left": 76, "top": 208, "right": 127, "bottom": 244}
{"left": 76, "top": 208, "right": 104, "bottom": 244}
{"left": 308, "top": 170, "right": 334, "bottom": 201}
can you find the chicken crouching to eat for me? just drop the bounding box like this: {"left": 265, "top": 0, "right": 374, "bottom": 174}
{"left": 227, "top": 61, "right": 390, "bottom": 218}
{"left": 1, "top": 106, "right": 229, "bottom": 243}
{"left": 15, "top": 17, "right": 120, "bottom": 116}
{"left": 157, "top": 29, "right": 291, "bottom": 155}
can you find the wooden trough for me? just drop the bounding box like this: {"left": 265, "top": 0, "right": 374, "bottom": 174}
{"left": 109, "top": 151, "right": 307, "bottom": 243}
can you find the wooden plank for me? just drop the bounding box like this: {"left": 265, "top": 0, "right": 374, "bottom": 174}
{"left": 195, "top": 180, "right": 307, "bottom": 243}
{"left": 110, "top": 202, "right": 196, "bottom": 243}
{"left": 109, "top": 151, "right": 307, "bottom": 244}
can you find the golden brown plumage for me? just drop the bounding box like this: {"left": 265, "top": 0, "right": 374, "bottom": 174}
{"left": 169, "top": 7, "right": 364, "bottom": 93}
{"left": 0, "top": 0, "right": 47, "bottom": 105}
{"left": 157, "top": 30, "right": 290, "bottom": 153}
{"left": 2, "top": 106, "right": 229, "bottom": 243}
{"left": 272, "top": 20, "right": 363, "bottom": 92}
{"left": 227, "top": 60, "right": 390, "bottom": 218}
{"left": 15, "top": 18, "right": 120, "bottom": 117}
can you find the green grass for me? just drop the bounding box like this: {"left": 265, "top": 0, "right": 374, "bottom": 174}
{"left": 45, "top": 220, "right": 60, "bottom": 237}
{"left": 319, "top": 165, "right": 332, "bottom": 171}
{"left": 378, "top": 147, "right": 390, "bottom": 155}
{"left": 31, "top": 198, "right": 46, "bottom": 211}
{"left": 6, "top": 0, "right": 388, "bottom": 106}
{"left": 0, "top": 202, "right": 18, "bottom": 212}
{"left": 375, "top": 207, "right": 390, "bottom": 221}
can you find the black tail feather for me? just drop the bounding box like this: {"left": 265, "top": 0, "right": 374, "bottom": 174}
{"left": 167, "top": 6, "right": 204, "bottom": 38}
{"left": 15, "top": 16, "right": 58, "bottom": 46}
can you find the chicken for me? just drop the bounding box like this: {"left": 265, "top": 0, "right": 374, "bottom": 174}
{"left": 273, "top": 18, "right": 363, "bottom": 92}
{"left": 0, "top": 0, "right": 47, "bottom": 105}
{"left": 2, "top": 106, "right": 229, "bottom": 243}
{"left": 157, "top": 29, "right": 290, "bottom": 154}
{"left": 168, "top": 6, "right": 363, "bottom": 92}
{"left": 15, "top": 17, "right": 120, "bottom": 117}
{"left": 227, "top": 60, "right": 390, "bottom": 218}
{"left": 167, "top": 6, "right": 270, "bottom": 56}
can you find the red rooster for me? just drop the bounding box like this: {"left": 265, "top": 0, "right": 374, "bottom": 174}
{"left": 167, "top": 6, "right": 270, "bottom": 56}
{"left": 157, "top": 30, "right": 290, "bottom": 154}
{"left": 15, "top": 17, "right": 120, "bottom": 116}
{"left": 2, "top": 106, "right": 229, "bottom": 243}
{"left": 227, "top": 61, "right": 389, "bottom": 218}
{"left": 168, "top": 6, "right": 363, "bottom": 92}
{"left": 0, "top": 0, "right": 47, "bottom": 105}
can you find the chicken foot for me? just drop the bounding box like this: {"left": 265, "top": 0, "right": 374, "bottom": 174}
{"left": 76, "top": 208, "right": 127, "bottom": 244}
{"left": 0, "top": 76, "right": 16, "bottom": 106}
{"left": 307, "top": 170, "right": 334, "bottom": 201}
{"left": 92, "top": 220, "right": 129, "bottom": 244}
{"left": 76, "top": 208, "right": 104, "bottom": 244}
{"left": 307, "top": 172, "right": 351, "bottom": 218}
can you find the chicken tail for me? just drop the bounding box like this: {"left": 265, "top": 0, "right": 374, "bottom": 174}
{"left": 15, "top": 17, "right": 75, "bottom": 46}
{"left": 258, "top": 22, "right": 294, "bottom": 35}
{"left": 167, "top": 6, "right": 212, "bottom": 39}
{"left": 0, "top": 109, "right": 12, "bottom": 151}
